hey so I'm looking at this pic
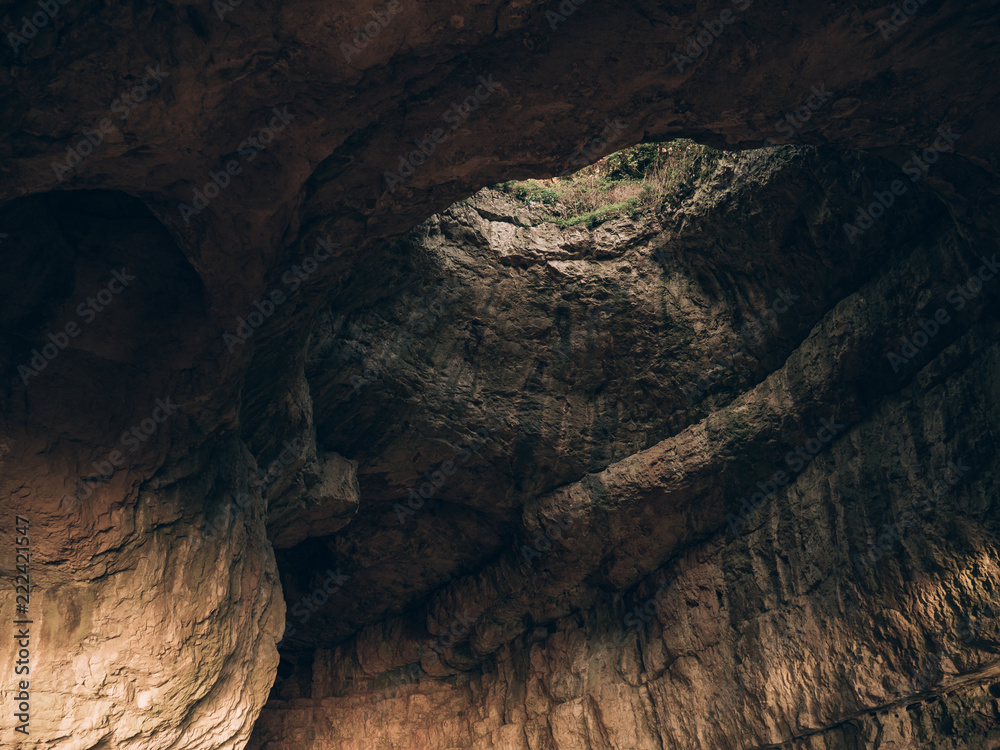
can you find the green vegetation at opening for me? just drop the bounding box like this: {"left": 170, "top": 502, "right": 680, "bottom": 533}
{"left": 493, "top": 139, "right": 722, "bottom": 228}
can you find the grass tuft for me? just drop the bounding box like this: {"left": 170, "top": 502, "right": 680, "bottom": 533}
{"left": 493, "top": 139, "right": 722, "bottom": 227}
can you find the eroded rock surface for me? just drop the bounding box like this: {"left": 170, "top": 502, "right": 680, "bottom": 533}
{"left": 0, "top": 1, "right": 999, "bottom": 748}
{"left": 250, "top": 147, "right": 1000, "bottom": 747}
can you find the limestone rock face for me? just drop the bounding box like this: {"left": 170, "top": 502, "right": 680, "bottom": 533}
{"left": 249, "top": 147, "right": 1000, "bottom": 748}
{"left": 0, "top": 0, "right": 999, "bottom": 748}
{"left": 0, "top": 433, "right": 284, "bottom": 749}
{"left": 274, "top": 146, "right": 939, "bottom": 647}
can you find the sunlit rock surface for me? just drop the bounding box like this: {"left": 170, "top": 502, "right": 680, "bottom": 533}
{"left": 249, "top": 149, "right": 1000, "bottom": 748}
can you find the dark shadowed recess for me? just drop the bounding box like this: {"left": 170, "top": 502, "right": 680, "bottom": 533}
{"left": 0, "top": 189, "right": 207, "bottom": 448}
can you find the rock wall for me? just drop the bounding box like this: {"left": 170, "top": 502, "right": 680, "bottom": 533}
{"left": 249, "top": 147, "right": 1000, "bottom": 747}
{"left": 0, "top": 0, "right": 998, "bottom": 747}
